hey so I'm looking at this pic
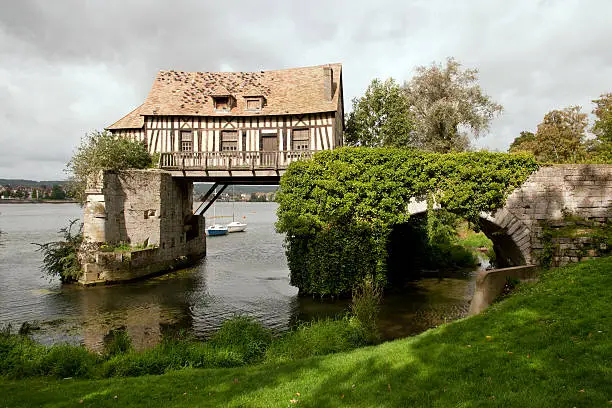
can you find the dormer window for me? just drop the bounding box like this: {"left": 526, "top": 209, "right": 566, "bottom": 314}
{"left": 245, "top": 97, "right": 262, "bottom": 111}
{"left": 213, "top": 96, "right": 231, "bottom": 112}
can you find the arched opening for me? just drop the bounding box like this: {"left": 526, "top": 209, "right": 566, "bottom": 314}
{"left": 387, "top": 211, "right": 527, "bottom": 286}
{"left": 478, "top": 217, "right": 527, "bottom": 267}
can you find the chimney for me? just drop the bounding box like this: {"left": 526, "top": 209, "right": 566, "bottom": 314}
{"left": 323, "top": 66, "right": 333, "bottom": 101}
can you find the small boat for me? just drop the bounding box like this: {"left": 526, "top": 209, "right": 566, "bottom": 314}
{"left": 206, "top": 224, "right": 228, "bottom": 236}
{"left": 226, "top": 221, "right": 247, "bottom": 233}
{"left": 226, "top": 186, "right": 247, "bottom": 233}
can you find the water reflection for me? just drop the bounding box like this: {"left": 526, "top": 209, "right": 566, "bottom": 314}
{"left": 0, "top": 203, "right": 482, "bottom": 350}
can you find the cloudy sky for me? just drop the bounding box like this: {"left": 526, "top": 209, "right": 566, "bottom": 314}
{"left": 1, "top": 0, "right": 611, "bottom": 180}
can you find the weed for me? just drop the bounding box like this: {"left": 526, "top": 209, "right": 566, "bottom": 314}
{"left": 103, "top": 328, "right": 133, "bottom": 357}
{"left": 351, "top": 279, "right": 382, "bottom": 344}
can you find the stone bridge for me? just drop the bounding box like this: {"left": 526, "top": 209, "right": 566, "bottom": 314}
{"left": 79, "top": 164, "right": 611, "bottom": 285}
{"left": 408, "top": 164, "right": 611, "bottom": 267}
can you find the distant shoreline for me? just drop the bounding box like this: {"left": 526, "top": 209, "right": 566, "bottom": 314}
{"left": 0, "top": 200, "right": 78, "bottom": 204}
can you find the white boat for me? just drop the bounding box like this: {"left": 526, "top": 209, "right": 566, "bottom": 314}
{"left": 226, "top": 185, "right": 247, "bottom": 233}
{"left": 206, "top": 224, "right": 228, "bottom": 236}
{"left": 226, "top": 221, "right": 247, "bottom": 233}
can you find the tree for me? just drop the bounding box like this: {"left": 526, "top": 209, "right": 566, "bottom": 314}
{"left": 49, "top": 184, "right": 66, "bottom": 200}
{"left": 345, "top": 78, "right": 414, "bottom": 147}
{"left": 66, "top": 130, "right": 152, "bottom": 204}
{"left": 508, "top": 131, "right": 537, "bottom": 154}
{"left": 591, "top": 93, "right": 612, "bottom": 162}
{"left": 404, "top": 58, "right": 503, "bottom": 153}
{"left": 510, "top": 106, "right": 588, "bottom": 163}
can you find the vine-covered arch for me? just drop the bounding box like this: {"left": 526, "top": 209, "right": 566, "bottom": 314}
{"left": 276, "top": 147, "right": 538, "bottom": 296}
{"left": 405, "top": 204, "right": 530, "bottom": 268}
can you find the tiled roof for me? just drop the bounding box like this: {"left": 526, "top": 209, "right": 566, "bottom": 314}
{"left": 139, "top": 63, "right": 342, "bottom": 118}
{"left": 106, "top": 104, "right": 145, "bottom": 130}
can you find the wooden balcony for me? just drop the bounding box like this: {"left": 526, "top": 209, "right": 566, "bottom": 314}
{"left": 158, "top": 150, "right": 314, "bottom": 183}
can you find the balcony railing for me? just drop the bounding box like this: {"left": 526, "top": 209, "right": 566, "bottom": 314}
{"left": 159, "top": 150, "right": 314, "bottom": 171}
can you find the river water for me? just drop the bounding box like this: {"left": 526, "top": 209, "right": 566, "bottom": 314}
{"left": 0, "top": 203, "right": 480, "bottom": 351}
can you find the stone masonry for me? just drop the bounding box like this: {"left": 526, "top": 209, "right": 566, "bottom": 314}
{"left": 408, "top": 164, "right": 611, "bottom": 267}
{"left": 485, "top": 164, "right": 611, "bottom": 266}
{"left": 80, "top": 169, "right": 206, "bottom": 284}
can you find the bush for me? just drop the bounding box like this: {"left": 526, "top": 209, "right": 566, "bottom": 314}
{"left": 265, "top": 318, "right": 367, "bottom": 362}
{"left": 0, "top": 328, "right": 98, "bottom": 379}
{"left": 103, "top": 328, "right": 133, "bottom": 357}
{"left": 210, "top": 316, "right": 273, "bottom": 364}
{"left": 33, "top": 219, "right": 83, "bottom": 283}
{"left": 66, "top": 130, "right": 152, "bottom": 204}
{"left": 100, "top": 338, "right": 246, "bottom": 378}
{"left": 267, "top": 318, "right": 367, "bottom": 361}
{"left": 41, "top": 344, "right": 98, "bottom": 379}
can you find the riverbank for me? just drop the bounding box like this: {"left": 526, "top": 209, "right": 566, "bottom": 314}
{"left": 2, "top": 256, "right": 610, "bottom": 407}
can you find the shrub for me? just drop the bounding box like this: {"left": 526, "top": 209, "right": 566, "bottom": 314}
{"left": 40, "top": 344, "right": 99, "bottom": 379}
{"left": 33, "top": 219, "right": 83, "bottom": 283}
{"left": 210, "top": 316, "right": 273, "bottom": 363}
{"left": 66, "top": 130, "right": 152, "bottom": 204}
{"left": 266, "top": 318, "right": 367, "bottom": 362}
{"left": 103, "top": 328, "right": 133, "bottom": 357}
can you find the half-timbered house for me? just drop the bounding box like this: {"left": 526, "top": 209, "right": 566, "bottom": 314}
{"left": 107, "top": 63, "right": 344, "bottom": 182}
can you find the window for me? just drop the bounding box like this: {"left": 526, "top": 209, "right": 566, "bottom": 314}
{"left": 181, "top": 131, "right": 193, "bottom": 152}
{"left": 245, "top": 98, "right": 262, "bottom": 111}
{"left": 291, "top": 128, "right": 310, "bottom": 150}
{"left": 214, "top": 96, "right": 230, "bottom": 111}
{"left": 221, "top": 131, "right": 238, "bottom": 151}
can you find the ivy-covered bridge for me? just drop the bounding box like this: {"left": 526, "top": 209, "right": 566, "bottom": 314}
{"left": 275, "top": 149, "right": 611, "bottom": 295}
{"left": 80, "top": 149, "right": 611, "bottom": 293}
{"left": 406, "top": 164, "right": 611, "bottom": 267}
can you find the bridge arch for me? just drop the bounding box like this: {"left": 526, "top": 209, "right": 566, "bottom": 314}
{"left": 404, "top": 200, "right": 530, "bottom": 268}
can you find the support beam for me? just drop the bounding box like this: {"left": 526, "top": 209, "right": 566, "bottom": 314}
{"left": 194, "top": 183, "right": 228, "bottom": 215}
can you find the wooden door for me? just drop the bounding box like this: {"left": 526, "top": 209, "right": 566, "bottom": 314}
{"left": 260, "top": 134, "right": 278, "bottom": 167}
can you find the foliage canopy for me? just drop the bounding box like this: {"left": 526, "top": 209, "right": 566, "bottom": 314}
{"left": 344, "top": 58, "right": 502, "bottom": 152}
{"left": 510, "top": 106, "right": 588, "bottom": 162}
{"left": 66, "top": 130, "right": 152, "bottom": 204}
{"left": 591, "top": 93, "right": 612, "bottom": 162}
{"left": 404, "top": 58, "right": 503, "bottom": 153}
{"left": 276, "top": 148, "right": 538, "bottom": 295}
{"left": 345, "top": 78, "right": 414, "bottom": 148}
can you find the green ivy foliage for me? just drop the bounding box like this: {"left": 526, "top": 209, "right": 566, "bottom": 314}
{"left": 276, "top": 147, "right": 539, "bottom": 296}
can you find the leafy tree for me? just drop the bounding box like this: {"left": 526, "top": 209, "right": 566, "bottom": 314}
{"left": 404, "top": 58, "right": 503, "bottom": 153}
{"left": 66, "top": 130, "right": 152, "bottom": 204}
{"left": 508, "top": 131, "right": 537, "bottom": 154}
{"left": 345, "top": 78, "right": 414, "bottom": 147}
{"left": 49, "top": 184, "right": 66, "bottom": 200}
{"left": 510, "top": 106, "right": 588, "bottom": 162}
{"left": 591, "top": 93, "right": 612, "bottom": 162}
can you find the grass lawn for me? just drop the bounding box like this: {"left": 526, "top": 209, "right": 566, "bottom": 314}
{"left": 2, "top": 257, "right": 611, "bottom": 407}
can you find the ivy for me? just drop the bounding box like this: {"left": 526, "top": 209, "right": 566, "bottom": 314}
{"left": 276, "top": 148, "right": 539, "bottom": 296}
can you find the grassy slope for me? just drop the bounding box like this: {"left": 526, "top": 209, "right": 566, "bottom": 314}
{"left": 2, "top": 258, "right": 611, "bottom": 407}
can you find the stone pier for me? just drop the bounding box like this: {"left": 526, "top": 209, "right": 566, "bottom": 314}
{"left": 79, "top": 169, "right": 206, "bottom": 285}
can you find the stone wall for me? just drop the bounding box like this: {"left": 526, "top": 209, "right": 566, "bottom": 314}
{"left": 80, "top": 169, "right": 206, "bottom": 284}
{"left": 488, "top": 164, "right": 611, "bottom": 266}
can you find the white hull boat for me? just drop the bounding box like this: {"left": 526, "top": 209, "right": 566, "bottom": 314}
{"left": 226, "top": 221, "right": 247, "bottom": 233}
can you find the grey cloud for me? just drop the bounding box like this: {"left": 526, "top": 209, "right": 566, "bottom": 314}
{"left": 1, "top": 0, "right": 611, "bottom": 179}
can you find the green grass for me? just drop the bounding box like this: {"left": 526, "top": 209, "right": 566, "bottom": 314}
{"left": 2, "top": 257, "right": 612, "bottom": 407}
{"left": 0, "top": 316, "right": 369, "bottom": 380}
